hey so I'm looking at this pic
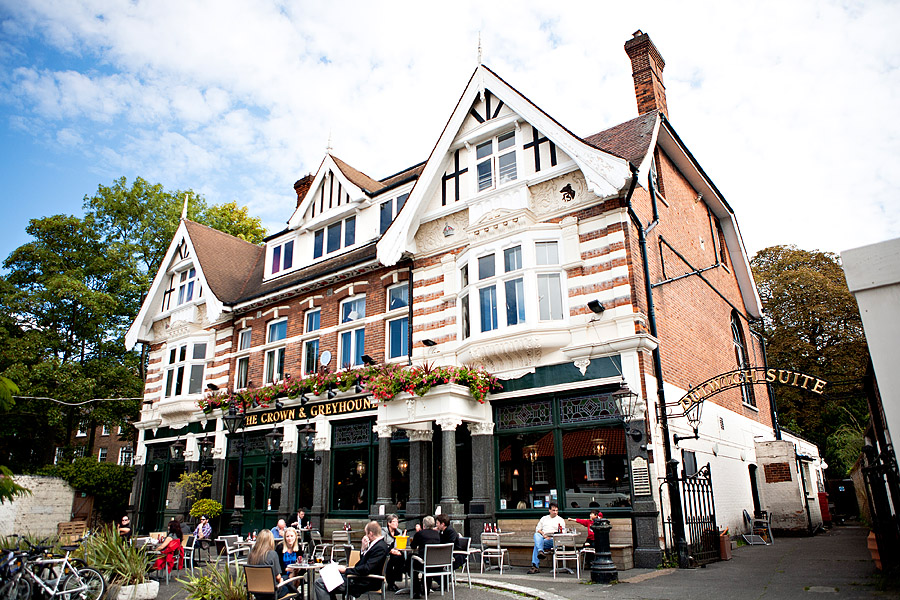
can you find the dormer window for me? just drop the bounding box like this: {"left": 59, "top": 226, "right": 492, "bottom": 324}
{"left": 313, "top": 216, "right": 357, "bottom": 259}
{"left": 380, "top": 193, "right": 409, "bottom": 234}
{"left": 476, "top": 131, "right": 517, "bottom": 192}
{"left": 162, "top": 266, "right": 203, "bottom": 311}
{"left": 271, "top": 240, "right": 294, "bottom": 274}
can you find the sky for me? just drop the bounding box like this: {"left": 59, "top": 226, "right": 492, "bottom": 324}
{"left": 1, "top": 0, "right": 898, "bottom": 266}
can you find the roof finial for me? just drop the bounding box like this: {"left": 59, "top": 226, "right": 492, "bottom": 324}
{"left": 326, "top": 130, "right": 333, "bottom": 154}
{"left": 477, "top": 32, "right": 482, "bottom": 66}
{"left": 180, "top": 194, "right": 188, "bottom": 220}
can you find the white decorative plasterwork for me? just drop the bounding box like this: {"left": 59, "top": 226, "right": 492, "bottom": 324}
{"left": 469, "top": 336, "right": 542, "bottom": 376}
{"left": 574, "top": 358, "right": 591, "bottom": 376}
{"left": 466, "top": 207, "right": 536, "bottom": 245}
{"left": 467, "top": 421, "right": 495, "bottom": 436}
{"left": 415, "top": 210, "right": 469, "bottom": 255}
{"left": 529, "top": 171, "right": 592, "bottom": 216}
{"left": 406, "top": 429, "right": 434, "bottom": 443}
{"left": 436, "top": 417, "right": 463, "bottom": 431}
{"left": 406, "top": 397, "right": 417, "bottom": 421}
{"left": 374, "top": 424, "right": 394, "bottom": 438}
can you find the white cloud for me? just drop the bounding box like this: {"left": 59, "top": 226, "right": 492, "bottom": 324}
{"left": 0, "top": 0, "right": 898, "bottom": 256}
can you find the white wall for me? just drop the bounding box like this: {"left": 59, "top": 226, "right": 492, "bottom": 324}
{"left": 0, "top": 475, "right": 75, "bottom": 537}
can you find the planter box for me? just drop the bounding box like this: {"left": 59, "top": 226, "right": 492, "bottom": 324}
{"left": 117, "top": 581, "right": 159, "bottom": 600}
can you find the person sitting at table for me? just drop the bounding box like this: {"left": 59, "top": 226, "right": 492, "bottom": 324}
{"left": 193, "top": 515, "right": 212, "bottom": 540}
{"left": 271, "top": 518, "right": 287, "bottom": 540}
{"left": 249, "top": 529, "right": 297, "bottom": 598}
{"left": 435, "top": 514, "right": 465, "bottom": 569}
{"left": 152, "top": 519, "right": 184, "bottom": 573}
{"left": 279, "top": 527, "right": 301, "bottom": 572}
{"left": 527, "top": 502, "right": 565, "bottom": 574}
{"left": 409, "top": 516, "right": 441, "bottom": 598}
{"left": 314, "top": 521, "right": 388, "bottom": 600}
{"left": 117, "top": 515, "right": 132, "bottom": 542}
{"left": 383, "top": 514, "right": 406, "bottom": 592}
{"left": 567, "top": 509, "right": 602, "bottom": 547}
{"left": 290, "top": 507, "right": 311, "bottom": 550}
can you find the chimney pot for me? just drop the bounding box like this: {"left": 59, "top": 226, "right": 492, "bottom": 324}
{"left": 624, "top": 31, "right": 668, "bottom": 118}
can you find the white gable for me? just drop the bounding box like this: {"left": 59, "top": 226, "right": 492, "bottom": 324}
{"left": 287, "top": 155, "right": 369, "bottom": 231}
{"left": 378, "top": 65, "right": 633, "bottom": 266}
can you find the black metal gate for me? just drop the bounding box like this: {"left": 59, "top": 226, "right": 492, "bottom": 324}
{"left": 681, "top": 463, "right": 719, "bottom": 565}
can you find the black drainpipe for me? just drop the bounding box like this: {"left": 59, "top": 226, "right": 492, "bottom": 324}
{"left": 407, "top": 260, "right": 414, "bottom": 366}
{"left": 625, "top": 162, "right": 689, "bottom": 567}
{"left": 748, "top": 320, "right": 781, "bottom": 440}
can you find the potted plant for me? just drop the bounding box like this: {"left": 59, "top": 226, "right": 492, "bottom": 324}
{"left": 179, "top": 561, "right": 246, "bottom": 600}
{"left": 79, "top": 527, "right": 158, "bottom": 600}
{"left": 190, "top": 498, "right": 223, "bottom": 535}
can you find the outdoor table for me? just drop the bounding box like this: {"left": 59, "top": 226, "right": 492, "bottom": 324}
{"left": 287, "top": 560, "right": 324, "bottom": 600}
{"left": 392, "top": 547, "right": 414, "bottom": 595}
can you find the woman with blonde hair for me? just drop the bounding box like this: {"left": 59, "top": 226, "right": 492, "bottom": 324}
{"left": 248, "top": 529, "right": 297, "bottom": 598}
{"left": 280, "top": 527, "right": 301, "bottom": 571}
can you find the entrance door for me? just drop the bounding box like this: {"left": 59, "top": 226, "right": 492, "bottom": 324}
{"left": 242, "top": 462, "right": 269, "bottom": 533}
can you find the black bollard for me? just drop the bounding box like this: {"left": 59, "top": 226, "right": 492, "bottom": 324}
{"left": 590, "top": 516, "right": 618, "bottom": 583}
{"left": 230, "top": 508, "right": 243, "bottom": 536}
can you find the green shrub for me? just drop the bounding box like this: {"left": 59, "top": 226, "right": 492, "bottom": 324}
{"left": 179, "top": 561, "right": 247, "bottom": 600}
{"left": 190, "top": 499, "right": 222, "bottom": 519}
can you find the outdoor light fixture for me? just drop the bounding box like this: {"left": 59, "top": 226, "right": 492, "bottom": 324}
{"left": 300, "top": 393, "right": 309, "bottom": 405}
{"left": 587, "top": 300, "right": 605, "bottom": 315}
{"left": 524, "top": 444, "right": 539, "bottom": 464}
{"left": 264, "top": 427, "right": 283, "bottom": 454}
{"left": 513, "top": 468, "right": 520, "bottom": 477}
{"left": 592, "top": 438, "right": 607, "bottom": 458}
{"left": 354, "top": 377, "right": 363, "bottom": 394}
{"left": 397, "top": 457, "right": 409, "bottom": 476}
{"left": 361, "top": 354, "right": 376, "bottom": 366}
{"left": 169, "top": 438, "right": 186, "bottom": 461}
{"left": 422, "top": 339, "right": 437, "bottom": 347}
{"left": 613, "top": 387, "right": 645, "bottom": 442}
{"left": 674, "top": 401, "right": 703, "bottom": 445}
{"left": 356, "top": 460, "right": 366, "bottom": 477}
{"left": 327, "top": 384, "right": 336, "bottom": 399}
{"left": 207, "top": 383, "right": 219, "bottom": 391}
{"left": 223, "top": 405, "right": 245, "bottom": 436}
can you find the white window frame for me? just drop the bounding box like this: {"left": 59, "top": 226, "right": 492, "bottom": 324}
{"left": 54, "top": 447, "right": 65, "bottom": 465}
{"left": 97, "top": 447, "right": 108, "bottom": 462}
{"left": 164, "top": 339, "right": 209, "bottom": 399}
{"left": 101, "top": 425, "right": 110, "bottom": 436}
{"left": 76, "top": 422, "right": 88, "bottom": 437}
{"left": 312, "top": 215, "right": 358, "bottom": 259}
{"left": 74, "top": 446, "right": 85, "bottom": 458}
{"left": 338, "top": 295, "right": 366, "bottom": 369}
{"left": 586, "top": 458, "right": 604, "bottom": 481}
{"left": 176, "top": 266, "right": 199, "bottom": 306}
{"left": 270, "top": 239, "right": 295, "bottom": 276}
{"left": 264, "top": 318, "right": 288, "bottom": 384}
{"left": 475, "top": 130, "right": 518, "bottom": 193}
{"left": 385, "top": 283, "right": 409, "bottom": 361}
{"left": 303, "top": 308, "right": 321, "bottom": 375}
{"left": 235, "top": 328, "right": 252, "bottom": 390}
{"left": 118, "top": 446, "right": 134, "bottom": 467}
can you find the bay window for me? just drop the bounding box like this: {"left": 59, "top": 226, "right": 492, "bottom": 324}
{"left": 265, "top": 319, "right": 288, "bottom": 384}
{"left": 386, "top": 284, "right": 409, "bottom": 360}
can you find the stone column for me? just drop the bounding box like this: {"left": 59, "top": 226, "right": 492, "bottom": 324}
{"left": 281, "top": 422, "right": 299, "bottom": 518}
{"left": 372, "top": 424, "right": 396, "bottom": 518}
{"left": 627, "top": 417, "right": 663, "bottom": 568}
{"left": 309, "top": 416, "right": 331, "bottom": 533}
{"left": 436, "top": 418, "right": 465, "bottom": 519}
{"left": 405, "top": 428, "right": 433, "bottom": 521}
{"left": 467, "top": 421, "right": 495, "bottom": 542}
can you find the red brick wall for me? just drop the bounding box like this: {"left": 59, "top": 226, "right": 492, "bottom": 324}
{"left": 764, "top": 462, "right": 793, "bottom": 483}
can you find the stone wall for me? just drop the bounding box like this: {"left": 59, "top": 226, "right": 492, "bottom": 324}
{"left": 755, "top": 440, "right": 810, "bottom": 532}
{"left": 0, "top": 475, "right": 75, "bottom": 537}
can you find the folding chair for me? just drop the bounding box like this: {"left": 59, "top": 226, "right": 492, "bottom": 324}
{"left": 451, "top": 537, "right": 480, "bottom": 589}
{"left": 243, "top": 564, "right": 303, "bottom": 600}
{"left": 412, "top": 543, "right": 454, "bottom": 600}
{"left": 551, "top": 534, "right": 579, "bottom": 579}
{"left": 742, "top": 510, "right": 773, "bottom": 545}
{"left": 479, "top": 532, "right": 507, "bottom": 574}
{"left": 216, "top": 537, "right": 249, "bottom": 570}
{"left": 331, "top": 531, "right": 352, "bottom": 564}
{"left": 310, "top": 530, "right": 330, "bottom": 563}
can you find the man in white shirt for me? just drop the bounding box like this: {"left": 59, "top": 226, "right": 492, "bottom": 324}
{"left": 528, "top": 502, "right": 565, "bottom": 574}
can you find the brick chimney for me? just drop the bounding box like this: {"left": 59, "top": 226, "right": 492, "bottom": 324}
{"left": 293, "top": 174, "right": 314, "bottom": 208}
{"left": 624, "top": 30, "right": 668, "bottom": 118}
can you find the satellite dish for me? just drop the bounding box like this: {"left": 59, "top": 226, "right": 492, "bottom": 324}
{"left": 320, "top": 350, "right": 332, "bottom": 367}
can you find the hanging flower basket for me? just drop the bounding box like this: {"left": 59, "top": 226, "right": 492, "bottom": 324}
{"left": 197, "top": 363, "right": 502, "bottom": 415}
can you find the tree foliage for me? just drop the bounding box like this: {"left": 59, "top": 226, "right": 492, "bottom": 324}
{"left": 751, "top": 245, "right": 869, "bottom": 477}
{"left": 0, "top": 177, "right": 267, "bottom": 472}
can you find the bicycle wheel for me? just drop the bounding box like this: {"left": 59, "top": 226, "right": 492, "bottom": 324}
{"left": 12, "top": 575, "right": 33, "bottom": 600}
{"left": 61, "top": 568, "right": 105, "bottom": 600}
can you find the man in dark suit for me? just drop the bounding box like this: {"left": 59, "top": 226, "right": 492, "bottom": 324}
{"left": 314, "top": 521, "right": 388, "bottom": 600}
{"left": 409, "top": 516, "right": 441, "bottom": 599}
{"left": 435, "top": 514, "right": 464, "bottom": 569}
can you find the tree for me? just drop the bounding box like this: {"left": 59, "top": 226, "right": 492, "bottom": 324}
{"left": 0, "top": 177, "right": 267, "bottom": 472}
{"left": 751, "top": 245, "right": 869, "bottom": 477}
{"left": 40, "top": 457, "right": 135, "bottom": 524}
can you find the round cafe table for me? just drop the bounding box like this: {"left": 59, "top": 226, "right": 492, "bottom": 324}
{"left": 287, "top": 560, "right": 324, "bottom": 600}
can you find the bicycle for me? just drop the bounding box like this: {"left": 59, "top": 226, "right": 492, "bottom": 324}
{"left": 0, "top": 543, "right": 32, "bottom": 600}
{"left": 19, "top": 541, "right": 104, "bottom": 600}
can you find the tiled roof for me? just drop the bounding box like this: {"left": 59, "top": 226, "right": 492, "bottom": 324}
{"left": 379, "top": 162, "right": 426, "bottom": 191}
{"left": 582, "top": 110, "right": 659, "bottom": 165}
{"left": 183, "top": 220, "right": 263, "bottom": 304}
{"left": 330, "top": 154, "right": 385, "bottom": 194}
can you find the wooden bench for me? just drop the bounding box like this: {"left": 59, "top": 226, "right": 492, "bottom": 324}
{"left": 495, "top": 518, "right": 634, "bottom": 571}
{"left": 57, "top": 521, "right": 87, "bottom": 545}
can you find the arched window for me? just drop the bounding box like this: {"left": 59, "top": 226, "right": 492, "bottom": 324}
{"left": 731, "top": 311, "right": 756, "bottom": 407}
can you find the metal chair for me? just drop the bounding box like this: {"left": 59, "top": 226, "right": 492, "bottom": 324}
{"left": 551, "top": 533, "right": 579, "bottom": 579}
{"left": 742, "top": 510, "right": 774, "bottom": 545}
{"left": 479, "top": 532, "right": 507, "bottom": 574}
{"left": 182, "top": 535, "right": 198, "bottom": 574}
{"left": 310, "top": 530, "right": 330, "bottom": 563}
{"left": 332, "top": 531, "right": 352, "bottom": 564}
{"left": 243, "top": 564, "right": 303, "bottom": 600}
{"left": 412, "top": 543, "right": 454, "bottom": 600}
{"left": 345, "top": 552, "right": 389, "bottom": 600}
{"left": 579, "top": 545, "right": 595, "bottom": 572}
{"left": 451, "top": 537, "right": 480, "bottom": 588}
{"left": 215, "top": 537, "right": 249, "bottom": 570}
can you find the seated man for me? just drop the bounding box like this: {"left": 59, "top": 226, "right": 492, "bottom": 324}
{"left": 528, "top": 502, "right": 565, "bottom": 574}
{"left": 314, "top": 521, "right": 388, "bottom": 600}
{"left": 271, "top": 519, "right": 287, "bottom": 540}
{"left": 434, "top": 514, "right": 464, "bottom": 569}
{"left": 409, "top": 516, "right": 441, "bottom": 598}
{"left": 117, "top": 515, "right": 132, "bottom": 542}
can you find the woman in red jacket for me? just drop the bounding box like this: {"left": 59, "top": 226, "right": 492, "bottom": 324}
{"left": 152, "top": 520, "right": 184, "bottom": 573}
